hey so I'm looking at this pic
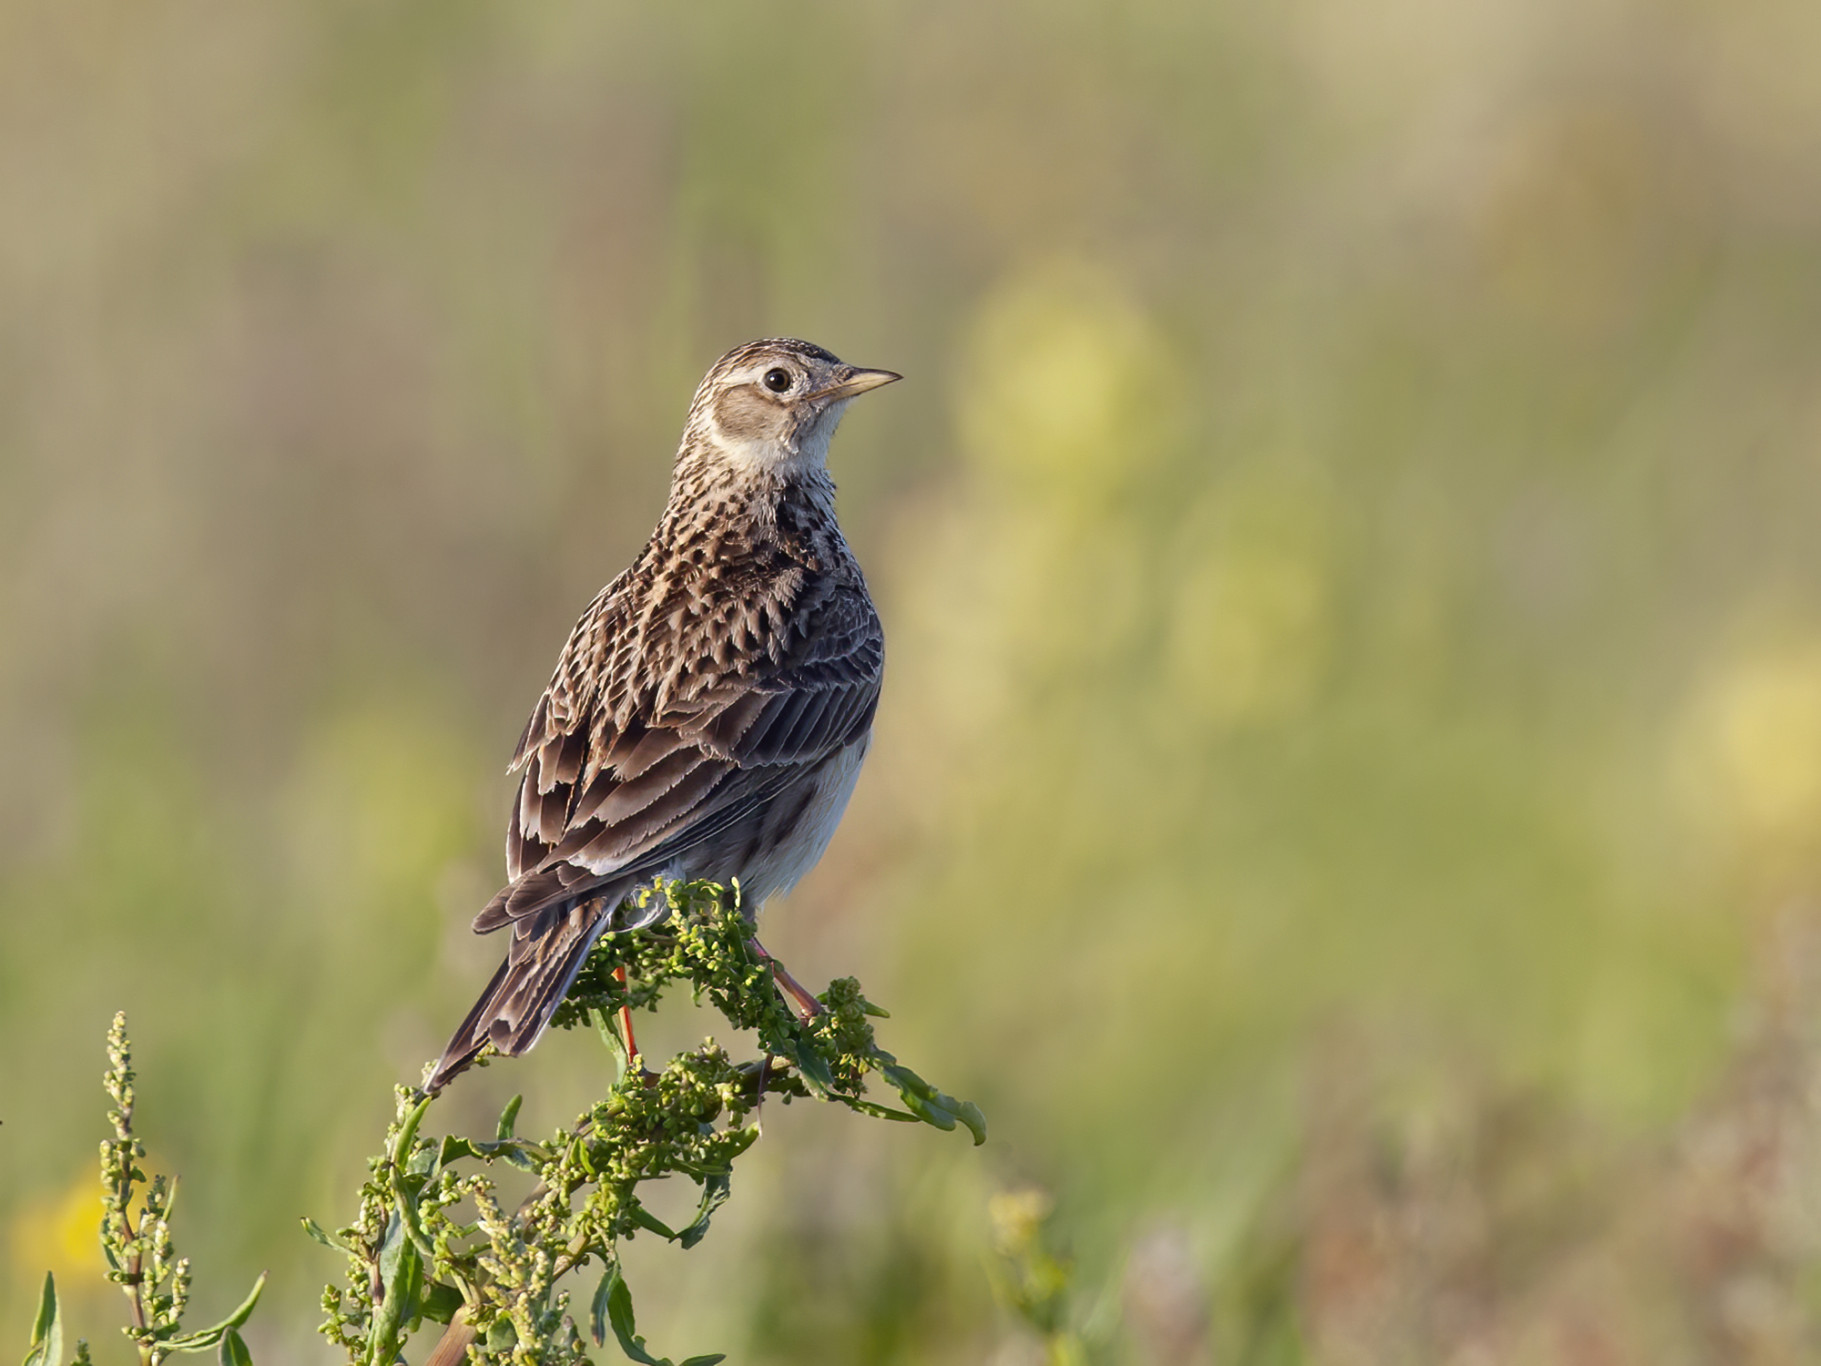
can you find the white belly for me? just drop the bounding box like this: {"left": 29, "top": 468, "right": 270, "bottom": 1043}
{"left": 731, "top": 735, "right": 870, "bottom": 908}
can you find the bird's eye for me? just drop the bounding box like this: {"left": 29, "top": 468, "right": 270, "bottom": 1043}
{"left": 763, "top": 368, "right": 794, "bottom": 394}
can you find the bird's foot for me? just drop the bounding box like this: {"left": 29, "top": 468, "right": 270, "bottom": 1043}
{"left": 610, "top": 964, "right": 662, "bottom": 1085}
{"left": 746, "top": 937, "right": 826, "bottom": 1021}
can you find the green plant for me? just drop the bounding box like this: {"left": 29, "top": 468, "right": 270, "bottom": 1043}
{"left": 988, "top": 1187, "right": 1095, "bottom": 1366}
{"left": 312, "top": 878, "right": 982, "bottom": 1365}
{"left": 24, "top": 881, "right": 982, "bottom": 1366}
{"left": 22, "top": 1013, "right": 267, "bottom": 1366}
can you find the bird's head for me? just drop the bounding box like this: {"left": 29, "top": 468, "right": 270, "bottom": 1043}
{"left": 681, "top": 338, "right": 900, "bottom": 482}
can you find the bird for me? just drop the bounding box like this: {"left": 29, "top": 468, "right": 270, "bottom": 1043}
{"left": 426, "top": 338, "right": 898, "bottom": 1092}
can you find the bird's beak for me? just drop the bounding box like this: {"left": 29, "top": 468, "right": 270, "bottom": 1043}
{"left": 812, "top": 366, "right": 902, "bottom": 401}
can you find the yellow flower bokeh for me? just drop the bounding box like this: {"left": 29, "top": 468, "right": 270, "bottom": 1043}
{"left": 1678, "top": 633, "right": 1821, "bottom": 881}
{"left": 9, "top": 1170, "right": 103, "bottom": 1293}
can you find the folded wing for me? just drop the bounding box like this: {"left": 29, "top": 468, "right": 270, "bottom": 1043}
{"left": 476, "top": 578, "right": 883, "bottom": 942}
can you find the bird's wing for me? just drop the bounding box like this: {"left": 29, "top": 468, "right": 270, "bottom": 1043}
{"left": 475, "top": 579, "right": 882, "bottom": 935}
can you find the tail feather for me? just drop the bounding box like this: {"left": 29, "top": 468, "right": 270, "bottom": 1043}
{"left": 426, "top": 901, "right": 610, "bottom": 1092}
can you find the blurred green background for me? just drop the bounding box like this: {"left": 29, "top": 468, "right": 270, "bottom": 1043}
{"left": 8, "top": 0, "right": 1821, "bottom": 1361}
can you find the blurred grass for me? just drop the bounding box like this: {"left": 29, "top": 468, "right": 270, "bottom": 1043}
{"left": 6, "top": 0, "right": 1821, "bottom": 1361}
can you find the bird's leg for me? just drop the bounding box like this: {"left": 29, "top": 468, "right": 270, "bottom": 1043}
{"left": 747, "top": 937, "right": 825, "bottom": 1020}
{"left": 613, "top": 964, "right": 640, "bottom": 1062}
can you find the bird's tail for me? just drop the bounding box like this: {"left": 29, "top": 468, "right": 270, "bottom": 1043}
{"left": 426, "top": 901, "right": 609, "bottom": 1092}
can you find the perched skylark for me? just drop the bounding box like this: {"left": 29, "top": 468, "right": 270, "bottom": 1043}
{"left": 427, "top": 339, "right": 898, "bottom": 1092}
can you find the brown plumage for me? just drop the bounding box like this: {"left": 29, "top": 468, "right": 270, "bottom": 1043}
{"left": 427, "top": 339, "right": 898, "bottom": 1092}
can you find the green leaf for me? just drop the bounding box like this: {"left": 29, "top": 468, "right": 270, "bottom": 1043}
{"left": 676, "top": 1174, "right": 731, "bottom": 1251}
{"left": 952, "top": 1099, "right": 988, "bottom": 1146}
{"left": 484, "top": 1318, "right": 517, "bottom": 1354}
{"left": 629, "top": 1206, "right": 679, "bottom": 1240}
{"left": 22, "top": 1271, "right": 61, "bottom": 1366}
{"left": 495, "top": 1094, "right": 523, "bottom": 1142}
{"left": 165, "top": 1272, "right": 268, "bottom": 1353}
{"left": 679, "top": 1358, "right": 727, "bottom": 1366}
{"left": 390, "top": 1123, "right": 440, "bottom": 1263}
{"left": 364, "top": 1215, "right": 420, "bottom": 1366}
{"left": 882, "top": 1065, "right": 987, "bottom": 1145}
{"left": 438, "top": 1134, "right": 540, "bottom": 1173}
{"left": 782, "top": 1038, "right": 834, "bottom": 1097}
{"left": 844, "top": 1098, "right": 923, "bottom": 1124}
{"left": 589, "top": 1267, "right": 613, "bottom": 1348}
{"left": 391, "top": 1184, "right": 437, "bottom": 1261}
{"left": 594, "top": 1008, "right": 625, "bottom": 1057}
{"left": 474, "top": 1138, "right": 540, "bottom": 1172}
{"left": 300, "top": 1218, "right": 349, "bottom": 1252}
{"left": 418, "top": 1282, "right": 463, "bottom": 1326}
{"left": 393, "top": 1094, "right": 432, "bottom": 1162}
{"left": 216, "top": 1327, "right": 254, "bottom": 1366}
{"left": 601, "top": 1264, "right": 667, "bottom": 1366}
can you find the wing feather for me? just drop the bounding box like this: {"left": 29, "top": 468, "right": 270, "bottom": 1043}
{"left": 478, "top": 575, "right": 881, "bottom": 934}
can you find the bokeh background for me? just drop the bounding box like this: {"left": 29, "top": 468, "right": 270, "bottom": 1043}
{"left": 7, "top": 1, "right": 1821, "bottom": 1361}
